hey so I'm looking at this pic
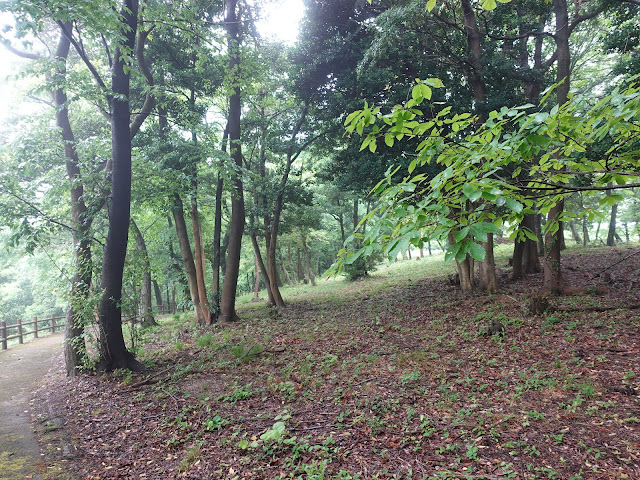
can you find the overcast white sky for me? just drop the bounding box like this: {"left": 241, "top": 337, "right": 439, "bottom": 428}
{"left": 257, "top": 0, "right": 305, "bottom": 44}
{"left": 0, "top": 1, "right": 305, "bottom": 124}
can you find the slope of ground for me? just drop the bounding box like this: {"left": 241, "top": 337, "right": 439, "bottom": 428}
{"left": 35, "top": 246, "right": 640, "bottom": 479}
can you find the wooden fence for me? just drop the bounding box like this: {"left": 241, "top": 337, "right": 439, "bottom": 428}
{"left": 0, "top": 304, "right": 185, "bottom": 351}
{"left": 1, "top": 314, "right": 65, "bottom": 350}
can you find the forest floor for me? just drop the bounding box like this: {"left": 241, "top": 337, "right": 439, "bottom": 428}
{"left": 34, "top": 246, "right": 640, "bottom": 480}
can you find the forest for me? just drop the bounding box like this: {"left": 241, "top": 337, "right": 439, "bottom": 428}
{"left": 0, "top": 0, "right": 639, "bottom": 478}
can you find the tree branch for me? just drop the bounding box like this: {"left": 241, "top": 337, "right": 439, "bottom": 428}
{"left": 1, "top": 41, "right": 42, "bottom": 60}
{"left": 129, "top": 24, "right": 155, "bottom": 139}
{"left": 56, "top": 20, "right": 108, "bottom": 94}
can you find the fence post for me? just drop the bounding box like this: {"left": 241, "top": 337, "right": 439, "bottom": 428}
{"left": 33, "top": 316, "right": 38, "bottom": 339}
{"left": 1, "top": 321, "right": 6, "bottom": 350}
{"left": 50, "top": 314, "right": 55, "bottom": 334}
{"left": 18, "top": 318, "right": 23, "bottom": 344}
{"left": 161, "top": 304, "right": 164, "bottom": 315}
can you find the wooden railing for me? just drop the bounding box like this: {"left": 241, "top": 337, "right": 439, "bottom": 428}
{"left": 1, "top": 314, "right": 65, "bottom": 350}
{"left": 1, "top": 304, "right": 185, "bottom": 351}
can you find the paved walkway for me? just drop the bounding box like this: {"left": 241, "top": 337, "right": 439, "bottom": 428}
{"left": 0, "top": 334, "right": 64, "bottom": 480}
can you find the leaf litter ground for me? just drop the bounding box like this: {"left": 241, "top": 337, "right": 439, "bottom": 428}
{"left": 34, "top": 246, "right": 640, "bottom": 479}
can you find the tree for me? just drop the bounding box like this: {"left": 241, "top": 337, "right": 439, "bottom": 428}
{"left": 130, "top": 218, "right": 156, "bottom": 326}
{"left": 218, "top": 0, "right": 245, "bottom": 322}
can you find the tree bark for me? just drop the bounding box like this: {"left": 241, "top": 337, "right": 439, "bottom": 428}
{"left": 478, "top": 234, "right": 497, "bottom": 292}
{"left": 523, "top": 214, "right": 541, "bottom": 274}
{"left": 461, "top": 0, "right": 486, "bottom": 105}
{"left": 190, "top": 190, "right": 211, "bottom": 324}
{"left": 47, "top": 25, "right": 91, "bottom": 376}
{"left": 250, "top": 232, "right": 275, "bottom": 304}
{"left": 131, "top": 218, "right": 157, "bottom": 327}
{"left": 97, "top": 0, "right": 144, "bottom": 371}
{"left": 172, "top": 193, "right": 205, "bottom": 324}
{"left": 263, "top": 103, "right": 310, "bottom": 308}
{"left": 607, "top": 200, "right": 618, "bottom": 247}
{"left": 569, "top": 221, "right": 582, "bottom": 245}
{"left": 287, "top": 245, "right": 296, "bottom": 282}
{"left": 211, "top": 123, "right": 228, "bottom": 315}
{"left": 252, "top": 255, "right": 261, "bottom": 302}
{"left": 280, "top": 250, "right": 293, "bottom": 285}
{"left": 582, "top": 217, "right": 590, "bottom": 245}
{"left": 218, "top": 0, "right": 245, "bottom": 322}
{"left": 152, "top": 280, "right": 163, "bottom": 310}
{"left": 449, "top": 233, "right": 474, "bottom": 292}
{"left": 301, "top": 232, "right": 316, "bottom": 286}
{"left": 542, "top": 0, "right": 571, "bottom": 293}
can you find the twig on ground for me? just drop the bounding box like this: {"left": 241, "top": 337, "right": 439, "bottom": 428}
{"left": 127, "top": 367, "right": 174, "bottom": 390}
{"left": 593, "top": 249, "right": 640, "bottom": 278}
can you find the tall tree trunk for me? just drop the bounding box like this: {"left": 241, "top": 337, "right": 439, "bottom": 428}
{"left": 543, "top": 0, "right": 571, "bottom": 293}
{"left": 301, "top": 232, "right": 316, "bottom": 286}
{"left": 190, "top": 190, "right": 210, "bottom": 324}
{"left": 461, "top": 0, "right": 486, "bottom": 106}
{"left": 152, "top": 280, "right": 163, "bottom": 311}
{"left": 569, "top": 221, "right": 582, "bottom": 245}
{"left": 172, "top": 194, "right": 205, "bottom": 324}
{"left": 624, "top": 223, "right": 630, "bottom": 243}
{"left": 49, "top": 25, "right": 90, "bottom": 376}
{"left": 287, "top": 245, "right": 296, "bottom": 282}
{"left": 250, "top": 232, "right": 275, "bottom": 304}
{"left": 449, "top": 233, "right": 474, "bottom": 292}
{"left": 131, "top": 219, "right": 157, "bottom": 327}
{"left": 478, "top": 234, "right": 497, "bottom": 292}
{"left": 353, "top": 197, "right": 359, "bottom": 231}
{"left": 167, "top": 217, "right": 190, "bottom": 298}
{"left": 211, "top": 123, "right": 228, "bottom": 315}
{"left": 219, "top": 0, "right": 245, "bottom": 322}
{"left": 582, "top": 217, "right": 590, "bottom": 246}
{"left": 523, "top": 214, "right": 541, "bottom": 274}
{"left": 511, "top": 239, "right": 525, "bottom": 280}
{"left": 264, "top": 103, "right": 309, "bottom": 308}
{"left": 252, "top": 255, "right": 260, "bottom": 302}
{"left": 607, "top": 200, "right": 618, "bottom": 247}
{"left": 297, "top": 248, "right": 305, "bottom": 283}
{"left": 97, "top": 0, "right": 144, "bottom": 371}
{"left": 280, "top": 250, "right": 293, "bottom": 285}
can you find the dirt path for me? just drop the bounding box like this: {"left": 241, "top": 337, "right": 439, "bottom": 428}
{"left": 0, "top": 334, "right": 64, "bottom": 480}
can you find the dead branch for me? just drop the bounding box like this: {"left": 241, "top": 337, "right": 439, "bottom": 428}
{"left": 593, "top": 249, "right": 640, "bottom": 278}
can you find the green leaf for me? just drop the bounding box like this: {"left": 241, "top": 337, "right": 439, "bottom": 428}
{"left": 426, "top": 0, "right": 436, "bottom": 11}
{"left": 462, "top": 183, "right": 482, "bottom": 202}
{"left": 481, "top": 0, "right": 497, "bottom": 10}
{"left": 454, "top": 227, "right": 470, "bottom": 243}
{"left": 469, "top": 242, "right": 486, "bottom": 261}
{"left": 412, "top": 84, "right": 432, "bottom": 101}
{"left": 523, "top": 228, "right": 538, "bottom": 242}
{"left": 469, "top": 224, "right": 488, "bottom": 242}
{"left": 384, "top": 134, "right": 394, "bottom": 147}
{"left": 505, "top": 198, "right": 523, "bottom": 213}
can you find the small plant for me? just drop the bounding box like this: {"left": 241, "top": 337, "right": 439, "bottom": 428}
{"left": 231, "top": 343, "right": 264, "bottom": 362}
{"left": 195, "top": 332, "right": 213, "bottom": 347}
{"left": 466, "top": 442, "right": 479, "bottom": 460}
{"left": 400, "top": 370, "right": 421, "bottom": 385}
{"left": 177, "top": 444, "right": 201, "bottom": 472}
{"left": 203, "top": 414, "right": 228, "bottom": 431}
{"left": 578, "top": 382, "right": 596, "bottom": 399}
{"left": 219, "top": 382, "right": 261, "bottom": 403}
